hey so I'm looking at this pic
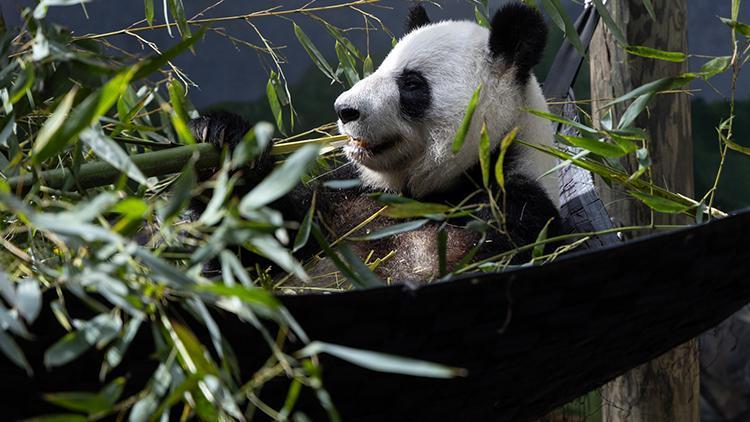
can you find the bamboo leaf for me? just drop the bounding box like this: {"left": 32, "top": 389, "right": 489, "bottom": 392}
{"left": 239, "top": 144, "right": 320, "bottom": 211}
{"left": 592, "top": 0, "right": 626, "bottom": 46}
{"left": 630, "top": 191, "right": 690, "bottom": 214}
{"left": 158, "top": 156, "right": 196, "bottom": 222}
{"left": 532, "top": 218, "right": 553, "bottom": 259}
{"left": 33, "top": 68, "right": 134, "bottom": 164}
{"left": 196, "top": 283, "right": 280, "bottom": 309}
{"left": 624, "top": 45, "right": 687, "bottom": 62}
{"left": 538, "top": 0, "right": 585, "bottom": 54}
{"left": 337, "top": 246, "right": 384, "bottom": 288}
{"left": 0, "top": 328, "right": 32, "bottom": 375}
{"left": 33, "top": 87, "right": 77, "bottom": 164}
{"left": 699, "top": 56, "right": 731, "bottom": 79}
{"left": 293, "top": 23, "right": 337, "bottom": 81}
{"left": 605, "top": 74, "right": 695, "bottom": 107}
{"left": 556, "top": 134, "right": 629, "bottom": 158}
{"left": 495, "top": 127, "right": 519, "bottom": 191}
{"left": 144, "top": 0, "right": 154, "bottom": 25}
{"left": 15, "top": 278, "right": 41, "bottom": 323}
{"left": 356, "top": 219, "right": 430, "bottom": 241}
{"left": 452, "top": 84, "right": 482, "bottom": 153}
{"left": 10, "top": 61, "right": 34, "bottom": 104}
{"left": 641, "top": 0, "right": 656, "bottom": 21}
{"left": 720, "top": 17, "right": 750, "bottom": 38}
{"left": 478, "top": 121, "right": 491, "bottom": 188}
{"left": 80, "top": 128, "right": 149, "bottom": 186}
{"left": 293, "top": 193, "right": 315, "bottom": 252}
{"left": 618, "top": 92, "right": 654, "bottom": 129}
{"left": 297, "top": 342, "right": 466, "bottom": 378}
{"left": 167, "top": 0, "right": 191, "bottom": 38}
{"left": 266, "top": 71, "right": 285, "bottom": 135}
{"left": 524, "top": 108, "right": 597, "bottom": 134}
{"left": 44, "top": 313, "right": 122, "bottom": 368}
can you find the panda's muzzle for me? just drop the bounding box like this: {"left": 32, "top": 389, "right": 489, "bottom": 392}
{"left": 346, "top": 136, "right": 399, "bottom": 156}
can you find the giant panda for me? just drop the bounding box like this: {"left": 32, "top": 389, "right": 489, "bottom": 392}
{"left": 190, "top": 2, "right": 563, "bottom": 287}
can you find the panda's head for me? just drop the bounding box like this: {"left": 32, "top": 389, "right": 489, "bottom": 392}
{"left": 335, "top": 3, "right": 556, "bottom": 200}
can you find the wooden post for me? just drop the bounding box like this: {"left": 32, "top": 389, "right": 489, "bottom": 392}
{"left": 589, "top": 0, "right": 698, "bottom": 421}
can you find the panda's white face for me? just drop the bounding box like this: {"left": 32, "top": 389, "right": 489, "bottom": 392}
{"left": 335, "top": 6, "right": 559, "bottom": 204}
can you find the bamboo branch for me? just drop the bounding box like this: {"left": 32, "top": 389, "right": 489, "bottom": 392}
{"left": 74, "top": 0, "right": 382, "bottom": 41}
{"left": 7, "top": 143, "right": 220, "bottom": 194}
{"left": 6, "top": 135, "right": 348, "bottom": 194}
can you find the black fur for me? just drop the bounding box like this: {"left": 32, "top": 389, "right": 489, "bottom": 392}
{"left": 488, "top": 3, "right": 548, "bottom": 84}
{"left": 397, "top": 69, "right": 431, "bottom": 119}
{"left": 406, "top": 4, "right": 431, "bottom": 32}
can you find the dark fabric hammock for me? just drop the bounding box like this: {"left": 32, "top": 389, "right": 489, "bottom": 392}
{"left": 3, "top": 4, "right": 748, "bottom": 421}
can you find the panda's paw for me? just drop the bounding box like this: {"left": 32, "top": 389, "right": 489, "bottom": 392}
{"left": 189, "top": 110, "right": 251, "bottom": 151}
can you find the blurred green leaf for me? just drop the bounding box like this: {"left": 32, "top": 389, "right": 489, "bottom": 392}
{"left": 32, "top": 87, "right": 77, "bottom": 164}
{"left": 158, "top": 156, "right": 196, "bottom": 222}
{"left": 44, "top": 313, "right": 122, "bottom": 368}
{"left": 240, "top": 144, "right": 320, "bottom": 211}
{"left": 80, "top": 128, "right": 149, "bottom": 185}
{"left": 10, "top": 60, "right": 34, "bottom": 104}
{"left": 33, "top": 68, "right": 134, "bottom": 164}
{"left": 452, "top": 84, "right": 481, "bottom": 153}
{"left": 338, "top": 246, "right": 384, "bottom": 288}
{"left": 293, "top": 194, "right": 315, "bottom": 252}
{"left": 0, "top": 328, "right": 32, "bottom": 375}
{"left": 298, "top": 341, "right": 466, "bottom": 378}
{"left": 24, "top": 415, "right": 87, "bottom": 422}
{"left": 16, "top": 278, "right": 41, "bottom": 323}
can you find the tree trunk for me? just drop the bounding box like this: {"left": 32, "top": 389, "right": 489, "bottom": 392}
{"left": 589, "top": 0, "right": 698, "bottom": 421}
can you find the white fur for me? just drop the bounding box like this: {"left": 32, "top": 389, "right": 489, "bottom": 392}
{"left": 335, "top": 20, "right": 559, "bottom": 207}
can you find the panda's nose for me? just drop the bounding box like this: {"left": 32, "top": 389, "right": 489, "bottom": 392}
{"left": 336, "top": 106, "right": 360, "bottom": 124}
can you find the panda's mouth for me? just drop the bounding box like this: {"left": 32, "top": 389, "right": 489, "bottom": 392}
{"left": 344, "top": 136, "right": 399, "bottom": 157}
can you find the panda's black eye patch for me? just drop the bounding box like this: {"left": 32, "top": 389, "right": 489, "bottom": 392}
{"left": 397, "top": 69, "right": 431, "bottom": 119}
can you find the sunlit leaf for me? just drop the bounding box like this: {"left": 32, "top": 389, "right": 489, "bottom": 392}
{"left": 266, "top": 71, "right": 286, "bottom": 135}
{"left": 556, "top": 134, "right": 629, "bottom": 158}
{"left": 624, "top": 45, "right": 687, "bottom": 62}
{"left": 478, "top": 121, "right": 491, "bottom": 187}
{"left": 452, "top": 84, "right": 482, "bottom": 153}
{"left": 495, "top": 127, "right": 519, "bottom": 191}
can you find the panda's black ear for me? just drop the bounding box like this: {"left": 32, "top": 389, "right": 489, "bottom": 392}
{"left": 406, "top": 4, "right": 431, "bottom": 32}
{"left": 488, "top": 3, "right": 548, "bottom": 83}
